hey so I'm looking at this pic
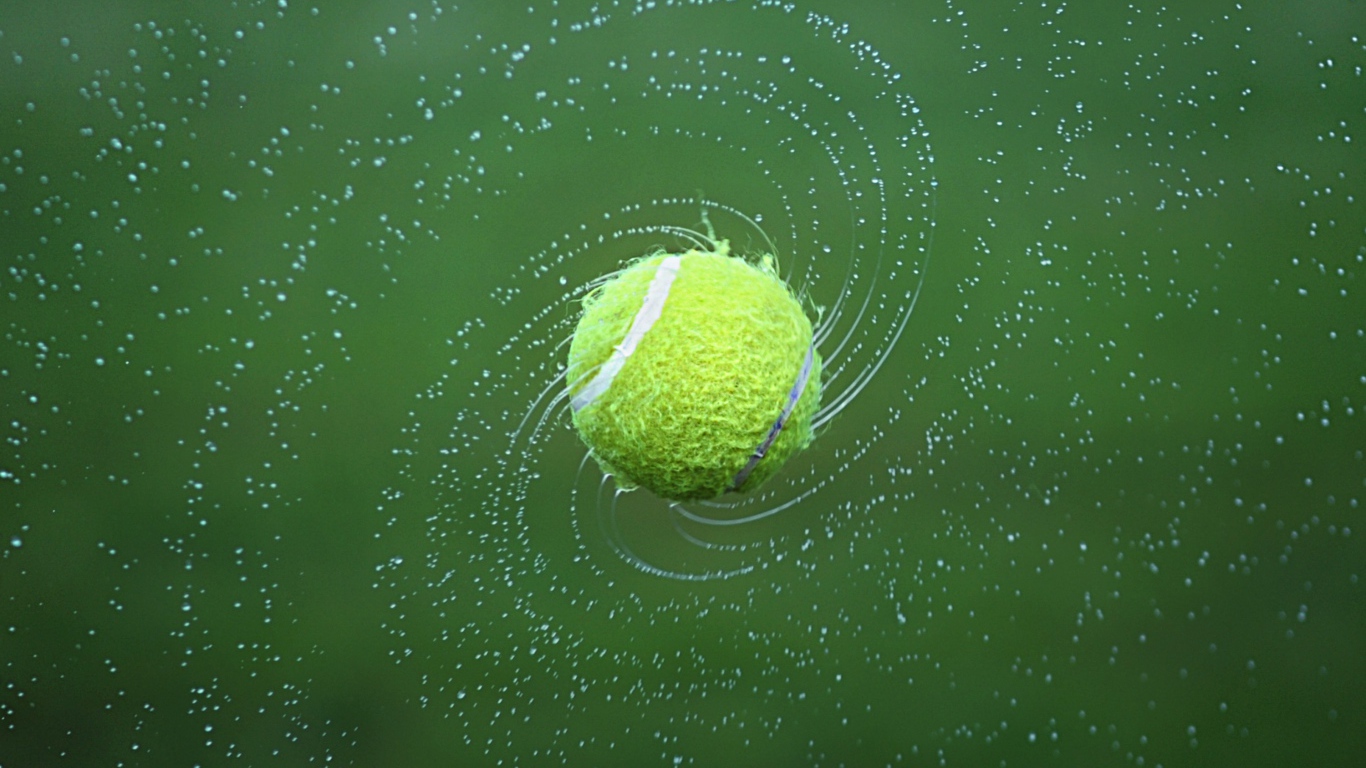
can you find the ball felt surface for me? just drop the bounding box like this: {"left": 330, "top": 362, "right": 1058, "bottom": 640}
{"left": 567, "top": 244, "right": 821, "bottom": 501}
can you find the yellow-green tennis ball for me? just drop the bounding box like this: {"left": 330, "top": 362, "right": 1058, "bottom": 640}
{"left": 567, "top": 244, "right": 821, "bottom": 501}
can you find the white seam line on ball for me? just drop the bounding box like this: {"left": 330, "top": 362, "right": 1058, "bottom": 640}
{"left": 731, "top": 340, "right": 815, "bottom": 491}
{"left": 571, "top": 255, "right": 682, "bottom": 413}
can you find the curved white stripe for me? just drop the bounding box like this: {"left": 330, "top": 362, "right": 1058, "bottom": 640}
{"left": 731, "top": 341, "right": 815, "bottom": 491}
{"left": 571, "top": 256, "right": 681, "bottom": 412}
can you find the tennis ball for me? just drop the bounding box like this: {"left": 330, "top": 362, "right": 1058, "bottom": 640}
{"left": 567, "top": 241, "right": 821, "bottom": 501}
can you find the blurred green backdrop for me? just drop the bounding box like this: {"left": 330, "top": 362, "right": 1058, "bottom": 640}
{"left": 2, "top": 1, "right": 1362, "bottom": 766}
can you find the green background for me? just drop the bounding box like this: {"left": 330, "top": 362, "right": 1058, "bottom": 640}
{"left": 2, "top": 1, "right": 1362, "bottom": 765}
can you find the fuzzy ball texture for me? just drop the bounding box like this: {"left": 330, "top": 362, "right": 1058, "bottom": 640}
{"left": 567, "top": 246, "right": 821, "bottom": 501}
